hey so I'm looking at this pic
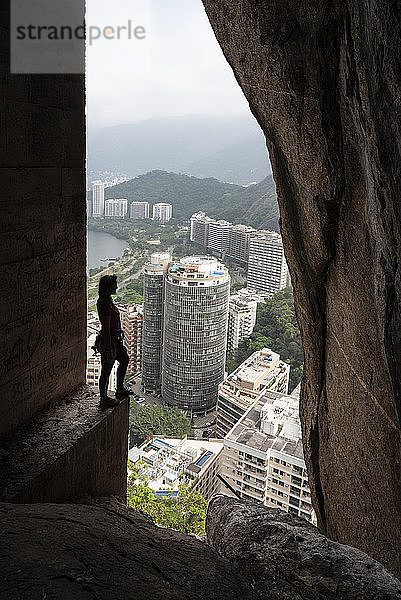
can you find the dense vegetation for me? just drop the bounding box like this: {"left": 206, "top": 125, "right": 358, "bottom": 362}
{"left": 226, "top": 288, "right": 304, "bottom": 392}
{"left": 129, "top": 405, "right": 193, "bottom": 446}
{"left": 127, "top": 462, "right": 206, "bottom": 535}
{"left": 88, "top": 170, "right": 279, "bottom": 229}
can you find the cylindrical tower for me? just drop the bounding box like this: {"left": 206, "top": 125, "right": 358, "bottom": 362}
{"left": 161, "top": 256, "right": 230, "bottom": 415}
{"left": 142, "top": 253, "right": 171, "bottom": 393}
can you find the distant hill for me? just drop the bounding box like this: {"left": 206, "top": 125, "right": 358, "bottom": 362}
{"left": 87, "top": 115, "right": 271, "bottom": 186}
{"left": 93, "top": 170, "right": 279, "bottom": 230}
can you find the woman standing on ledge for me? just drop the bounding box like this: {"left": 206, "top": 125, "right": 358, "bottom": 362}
{"left": 97, "top": 274, "right": 130, "bottom": 407}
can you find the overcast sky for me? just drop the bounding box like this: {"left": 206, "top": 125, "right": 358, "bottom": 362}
{"left": 86, "top": 0, "right": 250, "bottom": 130}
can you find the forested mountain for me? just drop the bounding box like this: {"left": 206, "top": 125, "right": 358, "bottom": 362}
{"left": 87, "top": 115, "right": 271, "bottom": 186}
{"left": 94, "top": 170, "right": 279, "bottom": 230}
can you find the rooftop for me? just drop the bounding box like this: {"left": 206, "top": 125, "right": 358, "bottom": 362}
{"left": 132, "top": 436, "right": 224, "bottom": 492}
{"left": 226, "top": 390, "right": 304, "bottom": 461}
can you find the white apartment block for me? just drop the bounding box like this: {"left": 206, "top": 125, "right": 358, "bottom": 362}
{"left": 130, "top": 201, "right": 150, "bottom": 220}
{"left": 92, "top": 180, "right": 104, "bottom": 217}
{"left": 227, "top": 293, "right": 258, "bottom": 353}
{"left": 152, "top": 203, "right": 172, "bottom": 223}
{"left": 86, "top": 333, "right": 117, "bottom": 392}
{"left": 247, "top": 232, "right": 289, "bottom": 297}
{"left": 104, "top": 198, "right": 128, "bottom": 218}
{"left": 207, "top": 220, "right": 232, "bottom": 255}
{"left": 218, "top": 388, "right": 316, "bottom": 524}
{"left": 216, "top": 348, "right": 290, "bottom": 438}
{"left": 130, "top": 436, "right": 224, "bottom": 501}
{"left": 226, "top": 224, "right": 256, "bottom": 265}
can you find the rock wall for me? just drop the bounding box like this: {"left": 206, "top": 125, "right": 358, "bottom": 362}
{"left": 0, "top": 1, "right": 86, "bottom": 437}
{"left": 201, "top": 0, "right": 401, "bottom": 577}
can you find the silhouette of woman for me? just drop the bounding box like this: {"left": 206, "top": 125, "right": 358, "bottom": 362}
{"left": 97, "top": 274, "right": 130, "bottom": 407}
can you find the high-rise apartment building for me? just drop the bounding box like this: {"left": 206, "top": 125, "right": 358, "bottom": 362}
{"left": 130, "top": 201, "right": 150, "bottom": 220}
{"left": 104, "top": 198, "right": 128, "bottom": 218}
{"left": 161, "top": 256, "right": 230, "bottom": 415}
{"left": 226, "top": 224, "right": 256, "bottom": 265}
{"left": 190, "top": 212, "right": 213, "bottom": 247}
{"left": 92, "top": 180, "right": 105, "bottom": 217}
{"left": 227, "top": 292, "right": 258, "bottom": 352}
{"left": 216, "top": 348, "right": 290, "bottom": 438}
{"left": 142, "top": 253, "right": 171, "bottom": 393}
{"left": 247, "top": 232, "right": 289, "bottom": 297}
{"left": 121, "top": 305, "right": 143, "bottom": 375}
{"left": 207, "top": 220, "right": 231, "bottom": 256}
{"left": 218, "top": 388, "right": 316, "bottom": 524}
{"left": 152, "top": 203, "right": 172, "bottom": 223}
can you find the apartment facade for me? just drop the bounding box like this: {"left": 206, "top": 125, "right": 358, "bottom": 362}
{"left": 92, "top": 180, "right": 104, "bottom": 217}
{"left": 190, "top": 212, "right": 213, "bottom": 247}
{"left": 142, "top": 253, "right": 171, "bottom": 393}
{"left": 216, "top": 348, "right": 290, "bottom": 438}
{"left": 121, "top": 305, "right": 143, "bottom": 375}
{"left": 227, "top": 293, "right": 258, "bottom": 352}
{"left": 152, "top": 203, "right": 172, "bottom": 223}
{"left": 130, "top": 201, "right": 150, "bottom": 220}
{"left": 162, "top": 256, "right": 230, "bottom": 414}
{"left": 218, "top": 389, "right": 316, "bottom": 524}
{"left": 207, "top": 220, "right": 231, "bottom": 256}
{"left": 226, "top": 224, "right": 256, "bottom": 265}
{"left": 104, "top": 198, "right": 128, "bottom": 218}
{"left": 247, "top": 232, "right": 289, "bottom": 297}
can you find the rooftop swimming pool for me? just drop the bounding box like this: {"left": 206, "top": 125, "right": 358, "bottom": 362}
{"left": 195, "top": 451, "right": 213, "bottom": 467}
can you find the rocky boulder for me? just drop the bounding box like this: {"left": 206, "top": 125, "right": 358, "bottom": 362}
{"left": 207, "top": 496, "right": 401, "bottom": 599}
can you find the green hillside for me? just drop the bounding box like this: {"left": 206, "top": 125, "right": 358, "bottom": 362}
{"left": 90, "top": 170, "right": 279, "bottom": 229}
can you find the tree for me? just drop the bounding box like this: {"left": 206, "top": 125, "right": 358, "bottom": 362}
{"left": 129, "top": 405, "right": 192, "bottom": 446}
{"left": 127, "top": 461, "right": 207, "bottom": 535}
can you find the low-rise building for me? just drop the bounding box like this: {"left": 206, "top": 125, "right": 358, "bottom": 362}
{"left": 130, "top": 436, "right": 224, "bottom": 500}
{"left": 218, "top": 388, "right": 316, "bottom": 524}
{"left": 216, "top": 348, "right": 290, "bottom": 438}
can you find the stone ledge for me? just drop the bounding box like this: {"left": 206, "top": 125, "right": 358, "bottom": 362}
{"left": 0, "top": 386, "right": 129, "bottom": 503}
{"left": 0, "top": 500, "right": 255, "bottom": 600}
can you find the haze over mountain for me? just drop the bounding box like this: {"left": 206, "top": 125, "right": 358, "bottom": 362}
{"left": 87, "top": 115, "right": 272, "bottom": 186}
{"left": 89, "top": 170, "right": 279, "bottom": 230}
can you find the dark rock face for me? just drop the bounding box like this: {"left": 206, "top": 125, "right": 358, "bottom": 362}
{"left": 201, "top": 0, "right": 401, "bottom": 577}
{"left": 0, "top": 1, "right": 86, "bottom": 437}
{"left": 0, "top": 501, "right": 255, "bottom": 600}
{"left": 207, "top": 496, "right": 401, "bottom": 599}
{"left": 0, "top": 388, "right": 129, "bottom": 503}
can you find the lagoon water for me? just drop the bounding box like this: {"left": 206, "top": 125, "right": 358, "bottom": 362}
{"left": 87, "top": 229, "right": 128, "bottom": 273}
